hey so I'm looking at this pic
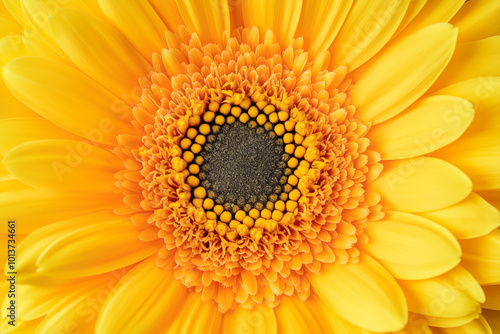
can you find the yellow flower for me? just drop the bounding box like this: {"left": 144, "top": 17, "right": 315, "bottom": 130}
{"left": 1, "top": 0, "right": 500, "bottom": 333}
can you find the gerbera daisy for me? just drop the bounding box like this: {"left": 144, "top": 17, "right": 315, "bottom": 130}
{"left": 1, "top": 0, "right": 499, "bottom": 333}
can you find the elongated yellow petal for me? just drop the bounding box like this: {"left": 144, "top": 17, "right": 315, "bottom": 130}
{"left": 49, "top": 8, "right": 150, "bottom": 102}
{"left": 0, "top": 317, "right": 41, "bottom": 334}
{"left": 483, "top": 285, "right": 500, "bottom": 310}
{"left": 222, "top": 305, "right": 277, "bottom": 334}
{"left": 148, "top": 0, "right": 184, "bottom": 32}
{"left": 242, "top": 0, "right": 302, "bottom": 47}
{"left": 369, "top": 157, "right": 472, "bottom": 212}
{"left": 351, "top": 23, "right": 457, "bottom": 124}
{"left": 0, "top": 34, "right": 27, "bottom": 67}
{"left": 3, "top": 139, "right": 121, "bottom": 192}
{"left": 419, "top": 193, "right": 500, "bottom": 239}
{"left": 96, "top": 256, "right": 188, "bottom": 333}
{"left": 295, "top": 0, "right": 353, "bottom": 57}
{"left": 310, "top": 252, "right": 407, "bottom": 332}
{"left": 273, "top": 296, "right": 332, "bottom": 334}
{"left": 427, "top": 313, "right": 482, "bottom": 329}
{"left": 460, "top": 229, "right": 500, "bottom": 284}
{"left": 361, "top": 211, "right": 461, "bottom": 279}
{"left": 369, "top": 95, "right": 474, "bottom": 159}
{"left": 398, "top": 266, "right": 484, "bottom": 319}
{"left": 0, "top": 188, "right": 122, "bottom": 234}
{"left": 311, "top": 294, "right": 364, "bottom": 334}
{"left": 97, "top": 0, "right": 167, "bottom": 59}
{"left": 432, "top": 316, "right": 493, "bottom": 334}
{"left": 3, "top": 0, "right": 30, "bottom": 28}
{"left": 392, "top": 0, "right": 427, "bottom": 36}
{"left": 482, "top": 310, "right": 500, "bottom": 334}
{"left": 175, "top": 0, "right": 230, "bottom": 44}
{"left": 166, "top": 293, "right": 222, "bottom": 334}
{"left": 34, "top": 213, "right": 160, "bottom": 278}
{"left": 450, "top": 0, "right": 500, "bottom": 43}
{"left": 432, "top": 36, "right": 500, "bottom": 91}
{"left": 0, "top": 117, "right": 81, "bottom": 155}
{"left": 3, "top": 56, "right": 136, "bottom": 145}
{"left": 434, "top": 130, "right": 500, "bottom": 191}
{"left": 21, "top": 28, "right": 69, "bottom": 63}
{"left": 330, "top": 0, "right": 409, "bottom": 71}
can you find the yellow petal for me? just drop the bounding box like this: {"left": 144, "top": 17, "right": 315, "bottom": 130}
{"left": 431, "top": 36, "right": 500, "bottom": 91}
{"left": 97, "top": 0, "right": 167, "bottom": 59}
{"left": 311, "top": 294, "right": 364, "bottom": 334}
{"left": 369, "top": 95, "right": 474, "bottom": 160}
{"left": 2, "top": 0, "right": 30, "bottom": 29}
{"left": 351, "top": 23, "right": 457, "bottom": 124}
{"left": 295, "top": 0, "right": 353, "bottom": 57}
{"left": 432, "top": 316, "right": 493, "bottom": 334}
{"left": 483, "top": 285, "right": 500, "bottom": 311}
{"left": 450, "top": 0, "right": 500, "bottom": 43}
{"left": 309, "top": 252, "right": 407, "bottom": 332}
{"left": 241, "top": 0, "right": 302, "bottom": 47}
{"left": 96, "top": 256, "right": 188, "bottom": 333}
{"left": 0, "top": 317, "right": 41, "bottom": 334}
{"left": 419, "top": 193, "right": 500, "bottom": 239}
{"left": 3, "top": 56, "right": 136, "bottom": 145}
{"left": 460, "top": 229, "right": 500, "bottom": 284}
{"left": 21, "top": 28, "right": 69, "bottom": 63}
{"left": 369, "top": 157, "right": 472, "bottom": 212}
{"left": 432, "top": 77, "right": 500, "bottom": 136}
{"left": 392, "top": 0, "right": 427, "bottom": 36}
{"left": 398, "top": 266, "right": 484, "bottom": 319}
{"left": 148, "top": 0, "right": 184, "bottom": 32}
{"left": 175, "top": 0, "right": 230, "bottom": 44}
{"left": 427, "top": 313, "right": 481, "bottom": 329}
{"left": 330, "top": 0, "right": 410, "bottom": 71}
{"left": 49, "top": 8, "right": 150, "bottom": 101}
{"left": 483, "top": 309, "right": 500, "bottom": 334}
{"left": 166, "top": 293, "right": 222, "bottom": 334}
{"left": 477, "top": 190, "right": 500, "bottom": 211}
{"left": 0, "top": 34, "right": 28, "bottom": 67}
{"left": 3, "top": 139, "right": 121, "bottom": 192}
{"left": 222, "top": 305, "right": 277, "bottom": 334}
{"left": 34, "top": 212, "right": 161, "bottom": 278}
{"left": 0, "top": 117, "right": 81, "bottom": 155}
{"left": 433, "top": 130, "right": 500, "bottom": 191}
{"left": 274, "top": 295, "right": 333, "bottom": 334}
{"left": 0, "top": 188, "right": 122, "bottom": 234}
{"left": 361, "top": 211, "right": 461, "bottom": 279}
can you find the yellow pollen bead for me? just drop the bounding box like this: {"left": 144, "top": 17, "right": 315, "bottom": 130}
{"left": 203, "top": 198, "right": 214, "bottom": 210}
{"left": 216, "top": 223, "right": 228, "bottom": 236}
{"left": 272, "top": 210, "right": 283, "bottom": 221}
{"left": 195, "top": 156, "right": 204, "bottom": 165}
{"left": 284, "top": 120, "right": 296, "bottom": 132}
{"left": 231, "top": 106, "right": 242, "bottom": 117}
{"left": 274, "top": 124, "right": 285, "bottom": 136}
{"left": 237, "top": 224, "right": 250, "bottom": 237}
{"left": 300, "top": 160, "right": 310, "bottom": 168}
{"left": 305, "top": 147, "right": 320, "bottom": 162}
{"left": 235, "top": 210, "right": 246, "bottom": 221}
{"left": 248, "top": 106, "right": 259, "bottom": 118}
{"left": 227, "top": 116, "right": 236, "bottom": 124}
{"left": 266, "top": 201, "right": 274, "bottom": 211}
{"left": 220, "top": 211, "right": 232, "bottom": 223}
{"left": 288, "top": 157, "right": 299, "bottom": 169}
{"left": 239, "top": 113, "right": 250, "bottom": 123}
{"left": 208, "top": 101, "right": 219, "bottom": 112}
{"left": 294, "top": 146, "right": 306, "bottom": 159}
{"left": 261, "top": 208, "right": 272, "bottom": 219}
{"left": 199, "top": 123, "right": 211, "bottom": 135}
{"left": 191, "top": 143, "right": 202, "bottom": 154}
{"left": 214, "top": 205, "right": 224, "bottom": 215}
{"left": 192, "top": 198, "right": 203, "bottom": 208}
{"left": 250, "top": 227, "right": 263, "bottom": 242}
{"left": 203, "top": 111, "right": 215, "bottom": 123}
{"left": 289, "top": 189, "right": 301, "bottom": 201}
{"left": 288, "top": 175, "right": 299, "bottom": 187}
{"left": 187, "top": 175, "right": 200, "bottom": 187}
{"left": 195, "top": 134, "right": 206, "bottom": 145}
{"left": 254, "top": 218, "right": 266, "bottom": 228}
{"left": 249, "top": 209, "right": 260, "bottom": 219}
{"left": 206, "top": 211, "right": 217, "bottom": 220}
{"left": 180, "top": 138, "right": 191, "bottom": 150}
{"left": 256, "top": 100, "right": 267, "bottom": 109}
{"left": 215, "top": 115, "right": 225, "bottom": 125}
{"left": 263, "top": 105, "right": 275, "bottom": 115}
{"left": 229, "top": 220, "right": 240, "bottom": 229}
{"left": 187, "top": 128, "right": 198, "bottom": 139}
{"left": 283, "top": 133, "right": 294, "bottom": 144}
{"left": 240, "top": 97, "right": 251, "bottom": 109}
{"left": 286, "top": 200, "right": 298, "bottom": 212}
{"left": 194, "top": 186, "right": 206, "bottom": 198}
{"left": 268, "top": 112, "right": 279, "bottom": 123}
{"left": 274, "top": 200, "right": 286, "bottom": 212}
{"left": 284, "top": 184, "right": 293, "bottom": 193}
{"left": 243, "top": 216, "right": 254, "bottom": 227}
{"left": 172, "top": 157, "right": 187, "bottom": 171}
{"left": 181, "top": 169, "right": 190, "bottom": 178}
{"left": 294, "top": 133, "right": 304, "bottom": 145}
{"left": 183, "top": 151, "right": 194, "bottom": 163}
{"left": 256, "top": 114, "right": 267, "bottom": 125}
{"left": 188, "top": 115, "right": 201, "bottom": 127}
{"left": 220, "top": 104, "right": 231, "bottom": 115}
{"left": 278, "top": 111, "right": 289, "bottom": 122}
{"left": 188, "top": 164, "right": 200, "bottom": 174}
{"left": 205, "top": 219, "right": 216, "bottom": 232}
{"left": 285, "top": 144, "right": 295, "bottom": 154}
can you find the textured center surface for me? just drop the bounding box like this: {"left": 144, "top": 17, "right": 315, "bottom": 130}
{"left": 201, "top": 122, "right": 284, "bottom": 205}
